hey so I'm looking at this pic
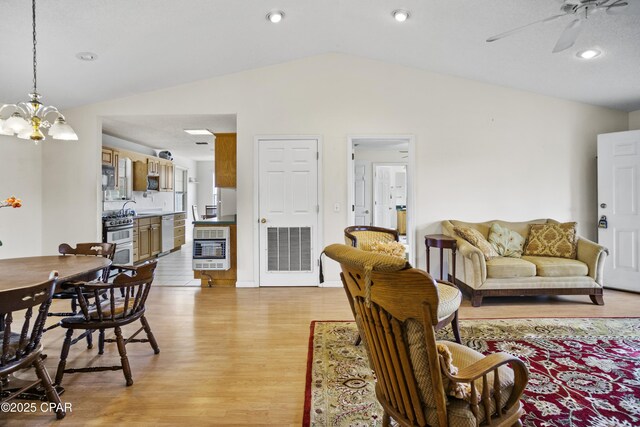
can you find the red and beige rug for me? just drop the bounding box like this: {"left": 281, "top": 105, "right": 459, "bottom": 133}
{"left": 304, "top": 318, "right": 640, "bottom": 427}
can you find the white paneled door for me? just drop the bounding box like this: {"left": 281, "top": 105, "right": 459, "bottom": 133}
{"left": 597, "top": 130, "right": 640, "bottom": 292}
{"left": 354, "top": 160, "right": 371, "bottom": 226}
{"left": 258, "top": 138, "right": 319, "bottom": 286}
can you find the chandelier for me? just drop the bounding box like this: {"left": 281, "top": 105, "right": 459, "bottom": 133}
{"left": 0, "top": 0, "right": 77, "bottom": 142}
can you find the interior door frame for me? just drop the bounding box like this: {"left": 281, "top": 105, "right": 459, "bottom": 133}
{"left": 347, "top": 135, "right": 416, "bottom": 266}
{"left": 372, "top": 162, "right": 407, "bottom": 229}
{"left": 253, "top": 135, "right": 324, "bottom": 287}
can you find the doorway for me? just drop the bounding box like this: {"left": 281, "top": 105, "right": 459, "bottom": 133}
{"left": 347, "top": 136, "right": 415, "bottom": 265}
{"left": 597, "top": 129, "right": 640, "bottom": 293}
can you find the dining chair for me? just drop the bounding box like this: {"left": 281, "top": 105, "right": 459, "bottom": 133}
{"left": 46, "top": 243, "right": 116, "bottom": 349}
{"left": 1, "top": 272, "right": 66, "bottom": 419}
{"left": 55, "top": 261, "right": 160, "bottom": 387}
{"left": 192, "top": 204, "right": 200, "bottom": 221}
{"left": 324, "top": 243, "right": 528, "bottom": 427}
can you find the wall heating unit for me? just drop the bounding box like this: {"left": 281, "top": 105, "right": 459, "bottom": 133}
{"left": 193, "top": 226, "right": 230, "bottom": 270}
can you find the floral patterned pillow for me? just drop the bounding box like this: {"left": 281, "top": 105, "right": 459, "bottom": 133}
{"left": 453, "top": 226, "right": 499, "bottom": 261}
{"left": 488, "top": 223, "right": 525, "bottom": 258}
{"left": 524, "top": 222, "right": 577, "bottom": 259}
{"left": 369, "top": 241, "right": 406, "bottom": 259}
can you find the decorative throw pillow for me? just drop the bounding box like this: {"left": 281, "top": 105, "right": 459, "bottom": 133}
{"left": 524, "top": 222, "right": 578, "bottom": 259}
{"left": 453, "top": 226, "right": 499, "bottom": 261}
{"left": 488, "top": 223, "right": 525, "bottom": 258}
{"left": 369, "top": 240, "right": 406, "bottom": 259}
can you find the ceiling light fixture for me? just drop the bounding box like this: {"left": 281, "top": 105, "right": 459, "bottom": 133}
{"left": 267, "top": 10, "right": 284, "bottom": 23}
{"left": 577, "top": 49, "right": 601, "bottom": 60}
{"left": 76, "top": 52, "right": 98, "bottom": 61}
{"left": 0, "top": 0, "right": 77, "bottom": 143}
{"left": 184, "top": 129, "right": 213, "bottom": 135}
{"left": 392, "top": 9, "right": 410, "bottom": 22}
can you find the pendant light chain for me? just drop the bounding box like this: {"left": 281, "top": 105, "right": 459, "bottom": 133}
{"left": 32, "top": 0, "right": 38, "bottom": 95}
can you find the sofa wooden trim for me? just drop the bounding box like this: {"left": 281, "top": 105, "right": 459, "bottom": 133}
{"left": 451, "top": 275, "right": 605, "bottom": 307}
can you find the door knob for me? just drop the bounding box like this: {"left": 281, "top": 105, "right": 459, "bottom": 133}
{"left": 260, "top": 218, "right": 267, "bottom": 223}
{"left": 364, "top": 210, "right": 369, "bottom": 214}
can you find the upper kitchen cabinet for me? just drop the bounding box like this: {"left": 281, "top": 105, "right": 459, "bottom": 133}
{"left": 147, "top": 158, "right": 160, "bottom": 176}
{"left": 214, "top": 133, "right": 236, "bottom": 188}
{"left": 159, "top": 161, "right": 174, "bottom": 192}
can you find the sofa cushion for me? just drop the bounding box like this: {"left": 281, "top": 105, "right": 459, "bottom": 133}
{"left": 454, "top": 226, "right": 499, "bottom": 261}
{"left": 522, "top": 256, "right": 588, "bottom": 277}
{"left": 524, "top": 222, "right": 577, "bottom": 259}
{"left": 486, "top": 257, "right": 536, "bottom": 279}
{"left": 488, "top": 223, "right": 525, "bottom": 258}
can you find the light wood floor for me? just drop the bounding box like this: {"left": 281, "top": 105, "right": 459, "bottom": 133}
{"left": 4, "top": 286, "right": 640, "bottom": 426}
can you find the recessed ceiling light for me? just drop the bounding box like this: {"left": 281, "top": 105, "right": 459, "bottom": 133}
{"left": 392, "top": 9, "right": 410, "bottom": 22}
{"left": 184, "top": 129, "right": 212, "bottom": 135}
{"left": 76, "top": 52, "right": 98, "bottom": 61}
{"left": 577, "top": 49, "right": 601, "bottom": 60}
{"left": 195, "top": 141, "right": 209, "bottom": 145}
{"left": 267, "top": 10, "right": 284, "bottom": 23}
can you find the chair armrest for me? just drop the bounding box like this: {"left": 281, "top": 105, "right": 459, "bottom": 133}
{"left": 441, "top": 221, "right": 487, "bottom": 283}
{"left": 576, "top": 237, "right": 608, "bottom": 285}
{"left": 441, "top": 352, "right": 528, "bottom": 418}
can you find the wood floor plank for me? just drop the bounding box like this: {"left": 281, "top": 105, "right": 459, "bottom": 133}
{"left": 3, "top": 286, "right": 639, "bottom": 425}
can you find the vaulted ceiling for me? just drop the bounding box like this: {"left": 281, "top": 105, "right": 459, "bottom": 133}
{"left": 1, "top": 0, "right": 639, "bottom": 113}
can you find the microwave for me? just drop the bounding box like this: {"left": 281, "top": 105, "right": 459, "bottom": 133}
{"left": 102, "top": 165, "right": 116, "bottom": 190}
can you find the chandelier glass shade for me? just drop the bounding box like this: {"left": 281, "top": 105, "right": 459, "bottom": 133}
{"left": 0, "top": 0, "right": 77, "bottom": 143}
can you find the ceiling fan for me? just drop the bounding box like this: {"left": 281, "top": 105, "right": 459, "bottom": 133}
{"left": 486, "top": 0, "right": 635, "bottom": 53}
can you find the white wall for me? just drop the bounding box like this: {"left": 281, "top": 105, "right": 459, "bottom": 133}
{"left": 38, "top": 54, "right": 629, "bottom": 284}
{"left": 630, "top": 110, "right": 640, "bottom": 130}
{"left": 195, "top": 161, "right": 214, "bottom": 218}
{"left": 0, "top": 136, "right": 43, "bottom": 258}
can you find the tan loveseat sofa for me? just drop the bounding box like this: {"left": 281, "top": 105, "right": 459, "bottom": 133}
{"left": 441, "top": 219, "right": 608, "bottom": 307}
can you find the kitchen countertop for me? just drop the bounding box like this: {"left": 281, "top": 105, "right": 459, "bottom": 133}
{"left": 192, "top": 215, "right": 236, "bottom": 225}
{"left": 133, "top": 211, "right": 186, "bottom": 219}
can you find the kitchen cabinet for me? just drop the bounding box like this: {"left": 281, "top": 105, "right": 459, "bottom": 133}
{"left": 136, "top": 216, "right": 161, "bottom": 261}
{"left": 102, "top": 148, "right": 114, "bottom": 165}
{"left": 159, "top": 162, "right": 174, "bottom": 192}
{"left": 147, "top": 158, "right": 160, "bottom": 176}
{"left": 151, "top": 222, "right": 161, "bottom": 256}
{"left": 133, "top": 161, "right": 149, "bottom": 191}
{"left": 214, "top": 133, "right": 236, "bottom": 188}
{"left": 138, "top": 223, "right": 151, "bottom": 260}
{"left": 174, "top": 213, "right": 186, "bottom": 249}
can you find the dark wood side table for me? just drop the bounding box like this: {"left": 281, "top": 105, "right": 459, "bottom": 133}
{"left": 424, "top": 234, "right": 457, "bottom": 283}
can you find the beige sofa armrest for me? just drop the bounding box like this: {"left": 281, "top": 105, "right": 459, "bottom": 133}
{"left": 441, "top": 221, "right": 487, "bottom": 284}
{"left": 576, "top": 237, "right": 608, "bottom": 286}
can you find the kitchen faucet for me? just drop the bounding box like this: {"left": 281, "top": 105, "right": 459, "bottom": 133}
{"left": 121, "top": 200, "right": 137, "bottom": 215}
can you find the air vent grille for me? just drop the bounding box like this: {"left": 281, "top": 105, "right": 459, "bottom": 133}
{"left": 267, "top": 227, "right": 312, "bottom": 272}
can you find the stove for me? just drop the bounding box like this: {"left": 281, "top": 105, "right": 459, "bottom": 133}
{"left": 102, "top": 211, "right": 135, "bottom": 229}
{"left": 102, "top": 210, "right": 135, "bottom": 265}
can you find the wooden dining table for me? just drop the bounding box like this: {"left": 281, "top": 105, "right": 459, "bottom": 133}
{"left": 0, "top": 255, "right": 112, "bottom": 293}
{"left": 0, "top": 255, "right": 112, "bottom": 399}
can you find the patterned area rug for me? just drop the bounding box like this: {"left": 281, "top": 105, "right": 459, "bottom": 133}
{"left": 304, "top": 319, "right": 640, "bottom": 427}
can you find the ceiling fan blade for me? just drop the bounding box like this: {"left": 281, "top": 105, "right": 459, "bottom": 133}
{"left": 552, "top": 18, "right": 583, "bottom": 53}
{"left": 486, "top": 13, "right": 567, "bottom": 43}
{"left": 607, "top": 1, "right": 640, "bottom": 14}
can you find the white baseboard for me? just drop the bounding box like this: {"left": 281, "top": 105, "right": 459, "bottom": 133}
{"left": 320, "top": 281, "right": 342, "bottom": 288}
{"left": 236, "top": 281, "right": 257, "bottom": 288}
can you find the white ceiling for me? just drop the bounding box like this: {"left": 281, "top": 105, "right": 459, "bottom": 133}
{"left": 102, "top": 115, "right": 236, "bottom": 161}
{"left": 1, "top": 0, "right": 639, "bottom": 115}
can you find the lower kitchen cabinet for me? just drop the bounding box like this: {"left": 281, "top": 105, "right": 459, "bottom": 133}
{"left": 136, "top": 216, "right": 162, "bottom": 262}
{"left": 174, "top": 213, "right": 186, "bottom": 249}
